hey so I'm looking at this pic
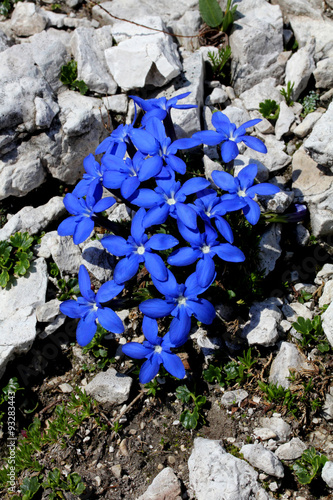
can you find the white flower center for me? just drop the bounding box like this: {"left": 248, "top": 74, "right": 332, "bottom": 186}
{"left": 154, "top": 345, "right": 163, "bottom": 353}
{"left": 137, "top": 245, "right": 145, "bottom": 255}
{"left": 238, "top": 189, "right": 247, "bottom": 197}
{"left": 167, "top": 197, "right": 176, "bottom": 205}
{"left": 201, "top": 245, "right": 211, "bottom": 254}
{"left": 177, "top": 296, "right": 187, "bottom": 306}
{"left": 92, "top": 304, "right": 99, "bottom": 311}
{"left": 205, "top": 211, "right": 211, "bottom": 217}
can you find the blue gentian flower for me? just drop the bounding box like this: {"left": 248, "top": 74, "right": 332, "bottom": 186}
{"left": 212, "top": 164, "right": 280, "bottom": 225}
{"left": 60, "top": 265, "right": 124, "bottom": 346}
{"left": 168, "top": 221, "right": 245, "bottom": 288}
{"left": 129, "top": 177, "right": 210, "bottom": 230}
{"left": 101, "top": 151, "right": 162, "bottom": 199}
{"left": 192, "top": 112, "right": 267, "bottom": 163}
{"left": 130, "top": 92, "right": 196, "bottom": 123}
{"left": 190, "top": 189, "right": 234, "bottom": 243}
{"left": 121, "top": 316, "right": 186, "bottom": 384}
{"left": 58, "top": 191, "right": 116, "bottom": 244}
{"left": 139, "top": 269, "right": 216, "bottom": 344}
{"left": 101, "top": 208, "right": 179, "bottom": 284}
{"left": 72, "top": 154, "right": 105, "bottom": 199}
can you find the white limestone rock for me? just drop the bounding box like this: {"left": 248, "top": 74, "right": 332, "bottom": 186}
{"left": 169, "top": 10, "right": 201, "bottom": 50}
{"left": 240, "top": 78, "right": 282, "bottom": 112}
{"left": 292, "top": 148, "right": 333, "bottom": 202}
{"left": 241, "top": 444, "right": 284, "bottom": 478}
{"left": 322, "top": 303, "right": 333, "bottom": 348}
{"left": 269, "top": 342, "right": 316, "bottom": 388}
{"left": 137, "top": 467, "right": 181, "bottom": 500}
{"left": 270, "top": 0, "right": 323, "bottom": 18}
{"left": 304, "top": 102, "right": 333, "bottom": 170}
{"left": 71, "top": 26, "right": 117, "bottom": 95}
{"left": 275, "top": 438, "right": 307, "bottom": 461}
{"left": 221, "top": 390, "right": 248, "bottom": 407}
{"left": 322, "top": 461, "right": 333, "bottom": 488}
{"left": 0, "top": 197, "right": 66, "bottom": 241}
{"left": 234, "top": 155, "right": 269, "bottom": 182}
{"left": 0, "top": 258, "right": 48, "bottom": 379}
{"left": 242, "top": 299, "right": 282, "bottom": 347}
{"left": 253, "top": 428, "right": 277, "bottom": 441}
{"left": 258, "top": 224, "right": 282, "bottom": 276}
{"left": 282, "top": 302, "right": 312, "bottom": 322}
{"left": 206, "top": 87, "right": 229, "bottom": 106}
{"left": 275, "top": 101, "right": 295, "bottom": 140}
{"left": 102, "top": 94, "right": 128, "bottom": 115}
{"left": 11, "top": 2, "right": 47, "bottom": 37}
{"left": 85, "top": 367, "right": 132, "bottom": 405}
{"left": 42, "top": 10, "right": 66, "bottom": 29}
{"left": 81, "top": 239, "right": 115, "bottom": 283}
{"left": 314, "top": 57, "right": 333, "bottom": 89}
{"left": 293, "top": 111, "right": 324, "bottom": 138}
{"left": 105, "top": 17, "right": 181, "bottom": 91}
{"left": 243, "top": 135, "right": 291, "bottom": 173}
{"left": 46, "top": 233, "right": 82, "bottom": 275}
{"left": 285, "top": 41, "right": 316, "bottom": 100}
{"left": 36, "top": 299, "right": 61, "bottom": 324}
{"left": 319, "top": 280, "right": 333, "bottom": 309}
{"left": 289, "top": 15, "right": 333, "bottom": 61}
{"left": 188, "top": 437, "right": 272, "bottom": 500}
{"left": 229, "top": 0, "right": 284, "bottom": 94}
{"left": 267, "top": 190, "right": 294, "bottom": 213}
{"left": 260, "top": 416, "right": 291, "bottom": 443}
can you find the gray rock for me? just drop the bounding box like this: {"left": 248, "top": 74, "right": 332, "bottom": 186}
{"left": 221, "top": 390, "right": 248, "bottom": 407}
{"left": 46, "top": 233, "right": 82, "bottom": 275}
{"left": 221, "top": 105, "right": 251, "bottom": 128}
{"left": 11, "top": 2, "right": 47, "bottom": 37}
{"left": 292, "top": 148, "right": 333, "bottom": 201}
{"left": 42, "top": 10, "right": 66, "bottom": 29}
{"left": 105, "top": 17, "right": 181, "bottom": 91}
{"left": 85, "top": 368, "right": 132, "bottom": 405}
{"left": 102, "top": 94, "right": 128, "bottom": 114}
{"left": 322, "top": 461, "right": 333, "bottom": 488}
{"left": 304, "top": 102, "right": 333, "bottom": 170}
{"left": 270, "top": 0, "right": 323, "bottom": 19}
{"left": 137, "top": 467, "right": 181, "bottom": 500}
{"left": 314, "top": 57, "right": 333, "bottom": 89}
{"left": 234, "top": 155, "right": 269, "bottom": 182}
{"left": 206, "top": 87, "right": 229, "bottom": 106}
{"left": 0, "top": 28, "right": 12, "bottom": 53}
{"left": 0, "top": 197, "right": 66, "bottom": 240}
{"left": 275, "top": 438, "right": 307, "bottom": 460}
{"left": 240, "top": 444, "right": 284, "bottom": 478}
{"left": 35, "top": 96, "right": 59, "bottom": 129}
{"left": 188, "top": 437, "right": 272, "bottom": 500}
{"left": 322, "top": 303, "right": 333, "bottom": 348}
{"left": 282, "top": 302, "right": 312, "bottom": 322}
{"left": 71, "top": 26, "right": 117, "bottom": 95}
{"left": 240, "top": 78, "right": 282, "bottom": 112}
{"left": 285, "top": 41, "right": 316, "bottom": 100}
{"left": 229, "top": 0, "right": 284, "bottom": 94}
{"left": 258, "top": 224, "right": 282, "bottom": 277}
{"left": 289, "top": 15, "right": 333, "bottom": 61}
{"left": 169, "top": 9, "right": 201, "bottom": 51}
{"left": 275, "top": 101, "right": 295, "bottom": 140}
{"left": 108, "top": 203, "right": 132, "bottom": 222}
{"left": 242, "top": 299, "right": 282, "bottom": 347}
{"left": 269, "top": 342, "right": 317, "bottom": 388}
{"left": 260, "top": 416, "right": 291, "bottom": 443}
{"left": 243, "top": 135, "right": 291, "bottom": 173}
{"left": 251, "top": 111, "right": 275, "bottom": 135}
{"left": 310, "top": 192, "right": 333, "bottom": 238}
{"left": 253, "top": 428, "right": 277, "bottom": 441}
{"left": 267, "top": 190, "right": 294, "bottom": 213}
{"left": 319, "top": 280, "right": 333, "bottom": 309}
{"left": 295, "top": 224, "right": 310, "bottom": 246}
{"left": 315, "top": 264, "right": 333, "bottom": 284}
{"left": 81, "top": 239, "right": 115, "bottom": 283}
{"left": 36, "top": 299, "right": 61, "bottom": 323}
{"left": 293, "top": 111, "right": 324, "bottom": 138}
{"left": 0, "top": 258, "right": 48, "bottom": 379}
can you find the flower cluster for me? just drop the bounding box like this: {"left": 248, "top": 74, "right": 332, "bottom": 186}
{"left": 58, "top": 95, "right": 279, "bottom": 384}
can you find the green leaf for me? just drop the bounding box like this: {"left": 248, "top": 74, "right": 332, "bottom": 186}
{"left": 60, "top": 60, "right": 78, "bottom": 86}
{"left": 293, "top": 463, "right": 312, "bottom": 484}
{"left": 259, "top": 99, "right": 280, "bottom": 120}
{"left": 0, "top": 269, "right": 10, "bottom": 288}
{"left": 203, "top": 365, "right": 222, "bottom": 384}
{"left": 199, "top": 0, "right": 223, "bottom": 28}
{"left": 21, "top": 476, "right": 41, "bottom": 499}
{"left": 73, "top": 80, "right": 89, "bottom": 95}
{"left": 176, "top": 385, "right": 192, "bottom": 403}
{"left": 292, "top": 317, "right": 312, "bottom": 335}
{"left": 0, "top": 241, "right": 12, "bottom": 266}
{"left": 14, "top": 252, "right": 31, "bottom": 275}
{"left": 195, "top": 395, "right": 206, "bottom": 408}
{"left": 224, "top": 361, "right": 240, "bottom": 381}
{"left": 317, "top": 342, "right": 330, "bottom": 353}
{"left": 180, "top": 408, "right": 199, "bottom": 429}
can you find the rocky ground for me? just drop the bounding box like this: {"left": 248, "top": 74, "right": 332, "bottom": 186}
{"left": 0, "top": 0, "right": 333, "bottom": 499}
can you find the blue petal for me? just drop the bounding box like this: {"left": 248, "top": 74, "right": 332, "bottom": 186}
{"left": 177, "top": 220, "right": 202, "bottom": 246}
{"left": 93, "top": 196, "right": 116, "bottom": 213}
{"left": 221, "top": 140, "right": 239, "bottom": 163}
{"left": 114, "top": 253, "right": 141, "bottom": 284}
{"left": 220, "top": 197, "right": 247, "bottom": 212}
{"left": 102, "top": 170, "right": 126, "bottom": 189}
{"left": 214, "top": 216, "right": 234, "bottom": 243}
{"left": 214, "top": 243, "right": 245, "bottom": 262}
{"left": 59, "top": 299, "right": 82, "bottom": 319}
{"left": 101, "top": 235, "right": 132, "bottom": 256}
{"left": 242, "top": 197, "right": 261, "bottom": 225}
{"left": 130, "top": 128, "right": 159, "bottom": 155}
{"left": 211, "top": 111, "right": 231, "bottom": 131}
{"left": 144, "top": 252, "right": 168, "bottom": 281}
{"left": 73, "top": 218, "right": 94, "bottom": 245}
{"left": 168, "top": 311, "right": 191, "bottom": 346}
{"left": 97, "top": 307, "right": 124, "bottom": 334}
{"left": 129, "top": 189, "right": 162, "bottom": 208}
{"left": 241, "top": 135, "right": 267, "bottom": 154}
{"left": 96, "top": 280, "right": 124, "bottom": 303}
{"left": 171, "top": 137, "right": 200, "bottom": 151}
{"left": 192, "top": 130, "right": 224, "bottom": 146}
{"left": 146, "top": 234, "right": 179, "bottom": 251}
{"left": 139, "top": 356, "right": 160, "bottom": 384}
{"left": 63, "top": 193, "right": 84, "bottom": 215}
{"left": 58, "top": 216, "right": 80, "bottom": 237}
{"left": 178, "top": 177, "right": 210, "bottom": 196}
{"left": 138, "top": 156, "right": 163, "bottom": 182}
{"left": 237, "top": 164, "right": 257, "bottom": 190}
{"left": 246, "top": 183, "right": 280, "bottom": 197}
{"left": 184, "top": 272, "right": 207, "bottom": 297}
{"left": 211, "top": 171, "right": 238, "bottom": 192}
{"left": 139, "top": 299, "right": 175, "bottom": 318}
{"left": 76, "top": 314, "right": 97, "bottom": 346}
{"left": 235, "top": 119, "right": 261, "bottom": 137}
{"left": 142, "top": 316, "right": 159, "bottom": 344}
{"left": 167, "top": 247, "right": 200, "bottom": 266}
{"left": 187, "top": 298, "right": 216, "bottom": 324}
{"left": 131, "top": 207, "right": 146, "bottom": 245}
{"left": 78, "top": 265, "right": 95, "bottom": 302}
{"left": 152, "top": 268, "right": 179, "bottom": 297}
{"left": 121, "top": 176, "right": 140, "bottom": 199}
{"left": 145, "top": 116, "right": 167, "bottom": 145}
{"left": 196, "top": 255, "right": 216, "bottom": 288}
{"left": 122, "top": 342, "right": 152, "bottom": 359}
{"left": 161, "top": 352, "right": 185, "bottom": 379}
{"left": 143, "top": 203, "right": 170, "bottom": 228}
{"left": 165, "top": 155, "right": 186, "bottom": 174}
{"left": 176, "top": 203, "right": 197, "bottom": 230}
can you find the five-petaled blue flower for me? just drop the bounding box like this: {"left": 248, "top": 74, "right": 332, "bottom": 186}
{"left": 168, "top": 221, "right": 245, "bottom": 288}
{"left": 121, "top": 316, "right": 186, "bottom": 384}
{"left": 193, "top": 112, "right": 267, "bottom": 163}
{"left": 101, "top": 208, "right": 179, "bottom": 284}
{"left": 72, "top": 154, "right": 105, "bottom": 199}
{"left": 212, "top": 164, "right": 280, "bottom": 225}
{"left": 57, "top": 190, "right": 116, "bottom": 244}
{"left": 60, "top": 265, "right": 124, "bottom": 346}
{"left": 139, "top": 269, "right": 216, "bottom": 344}
{"left": 130, "top": 92, "right": 196, "bottom": 124}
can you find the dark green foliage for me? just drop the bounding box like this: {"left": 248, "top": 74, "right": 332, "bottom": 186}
{"left": 0, "top": 232, "right": 34, "bottom": 288}
{"left": 280, "top": 81, "right": 294, "bottom": 106}
{"left": 293, "top": 447, "right": 328, "bottom": 485}
{"left": 257, "top": 381, "right": 297, "bottom": 416}
{"left": 82, "top": 324, "right": 116, "bottom": 371}
{"left": 259, "top": 99, "right": 280, "bottom": 120}
{"left": 292, "top": 315, "right": 330, "bottom": 352}
{"left": 42, "top": 468, "right": 85, "bottom": 498}
{"left": 60, "top": 60, "right": 88, "bottom": 95}
{"left": 176, "top": 385, "right": 206, "bottom": 429}
{"left": 56, "top": 276, "right": 80, "bottom": 301}
{"left": 199, "top": 0, "right": 237, "bottom": 32}
{"left": 208, "top": 46, "right": 231, "bottom": 80}
{"left": 203, "top": 349, "right": 255, "bottom": 387}
{"left": 301, "top": 90, "right": 320, "bottom": 117}
{"left": 0, "top": 0, "right": 20, "bottom": 17}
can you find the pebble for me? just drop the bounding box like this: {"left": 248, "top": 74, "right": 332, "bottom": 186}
{"left": 167, "top": 455, "right": 176, "bottom": 465}
{"left": 111, "top": 464, "right": 122, "bottom": 479}
{"left": 119, "top": 439, "right": 129, "bottom": 456}
{"left": 59, "top": 383, "right": 74, "bottom": 393}
{"left": 269, "top": 481, "right": 279, "bottom": 491}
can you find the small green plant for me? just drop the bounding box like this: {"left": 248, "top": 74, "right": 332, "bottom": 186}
{"left": 199, "top": 0, "right": 237, "bottom": 32}
{"left": 0, "top": 0, "right": 21, "bottom": 17}
{"left": 56, "top": 276, "right": 80, "bottom": 301}
{"left": 280, "top": 81, "right": 294, "bottom": 106}
{"left": 203, "top": 349, "right": 255, "bottom": 387}
{"left": 0, "top": 232, "right": 34, "bottom": 288}
{"left": 301, "top": 90, "right": 320, "bottom": 117}
{"left": 259, "top": 99, "right": 280, "bottom": 120}
{"left": 297, "top": 289, "right": 313, "bottom": 304}
{"left": 208, "top": 46, "right": 231, "bottom": 80}
{"left": 292, "top": 315, "right": 330, "bottom": 352}
{"left": 144, "top": 378, "right": 161, "bottom": 397}
{"left": 60, "top": 60, "right": 88, "bottom": 95}
{"left": 176, "top": 385, "right": 206, "bottom": 430}
{"left": 258, "top": 381, "right": 297, "bottom": 416}
{"left": 51, "top": 3, "right": 62, "bottom": 10}
{"left": 82, "top": 324, "right": 116, "bottom": 371}
{"left": 0, "top": 377, "right": 24, "bottom": 424}
{"left": 42, "top": 468, "right": 85, "bottom": 498}
{"left": 16, "top": 476, "right": 42, "bottom": 500}
{"left": 293, "top": 447, "right": 328, "bottom": 485}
